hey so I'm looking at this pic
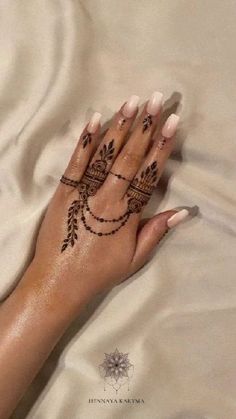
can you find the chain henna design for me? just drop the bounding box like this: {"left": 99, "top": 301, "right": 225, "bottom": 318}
{"left": 80, "top": 206, "right": 131, "bottom": 236}
{"left": 60, "top": 160, "right": 158, "bottom": 251}
{"left": 61, "top": 200, "right": 80, "bottom": 252}
{"left": 84, "top": 194, "right": 128, "bottom": 223}
{"left": 60, "top": 160, "right": 158, "bottom": 250}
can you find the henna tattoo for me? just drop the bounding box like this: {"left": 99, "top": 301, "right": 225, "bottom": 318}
{"left": 127, "top": 161, "right": 158, "bottom": 213}
{"left": 81, "top": 132, "right": 92, "bottom": 148}
{"left": 109, "top": 171, "right": 133, "bottom": 182}
{"left": 157, "top": 136, "right": 167, "bottom": 150}
{"left": 142, "top": 114, "right": 152, "bottom": 133}
{"left": 60, "top": 175, "right": 79, "bottom": 188}
{"left": 84, "top": 194, "right": 128, "bottom": 223}
{"left": 61, "top": 200, "right": 80, "bottom": 252}
{"left": 80, "top": 206, "right": 130, "bottom": 236}
{"left": 60, "top": 159, "right": 158, "bottom": 251}
{"left": 117, "top": 117, "right": 126, "bottom": 130}
{"left": 79, "top": 139, "right": 115, "bottom": 196}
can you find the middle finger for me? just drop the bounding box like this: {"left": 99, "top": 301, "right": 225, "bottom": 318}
{"left": 101, "top": 91, "right": 163, "bottom": 200}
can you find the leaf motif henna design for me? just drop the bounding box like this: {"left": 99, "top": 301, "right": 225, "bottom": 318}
{"left": 127, "top": 160, "right": 158, "bottom": 213}
{"left": 140, "top": 161, "right": 158, "bottom": 183}
{"left": 61, "top": 200, "right": 80, "bottom": 252}
{"left": 142, "top": 114, "right": 152, "bottom": 133}
{"left": 98, "top": 139, "right": 115, "bottom": 162}
{"left": 82, "top": 132, "right": 92, "bottom": 148}
{"left": 78, "top": 139, "right": 115, "bottom": 197}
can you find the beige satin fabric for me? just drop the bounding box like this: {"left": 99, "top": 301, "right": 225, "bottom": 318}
{"left": 1, "top": 1, "right": 236, "bottom": 418}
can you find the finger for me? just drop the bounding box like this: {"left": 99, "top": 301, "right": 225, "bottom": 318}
{"left": 128, "top": 208, "right": 191, "bottom": 275}
{"left": 124, "top": 113, "right": 180, "bottom": 218}
{"left": 101, "top": 91, "right": 163, "bottom": 199}
{"left": 61, "top": 112, "right": 102, "bottom": 187}
{"left": 81, "top": 95, "right": 140, "bottom": 195}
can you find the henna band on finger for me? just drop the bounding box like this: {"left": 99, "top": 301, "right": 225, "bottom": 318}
{"left": 60, "top": 175, "right": 79, "bottom": 188}
{"left": 109, "top": 170, "right": 133, "bottom": 182}
{"left": 126, "top": 160, "right": 158, "bottom": 212}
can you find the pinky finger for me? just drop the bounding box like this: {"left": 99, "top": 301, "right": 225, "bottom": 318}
{"left": 63, "top": 112, "right": 102, "bottom": 183}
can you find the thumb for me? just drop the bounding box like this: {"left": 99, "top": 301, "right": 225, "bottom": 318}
{"left": 129, "top": 208, "right": 192, "bottom": 275}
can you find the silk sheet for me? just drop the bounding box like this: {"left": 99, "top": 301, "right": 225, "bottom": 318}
{"left": 0, "top": 1, "right": 236, "bottom": 418}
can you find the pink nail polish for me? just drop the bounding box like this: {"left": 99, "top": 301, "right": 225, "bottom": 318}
{"left": 87, "top": 112, "right": 102, "bottom": 134}
{"left": 162, "top": 114, "right": 180, "bottom": 138}
{"left": 167, "top": 209, "right": 189, "bottom": 229}
{"left": 146, "top": 91, "right": 163, "bottom": 116}
{"left": 122, "top": 95, "right": 140, "bottom": 118}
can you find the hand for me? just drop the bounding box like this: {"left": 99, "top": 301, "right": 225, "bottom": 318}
{"left": 26, "top": 92, "right": 188, "bottom": 316}
{"left": 0, "top": 93, "right": 192, "bottom": 417}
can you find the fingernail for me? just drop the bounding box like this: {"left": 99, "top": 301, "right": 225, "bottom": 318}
{"left": 167, "top": 208, "right": 190, "bottom": 229}
{"left": 87, "top": 112, "right": 102, "bottom": 134}
{"left": 146, "top": 91, "right": 163, "bottom": 116}
{"left": 122, "top": 95, "right": 140, "bottom": 118}
{"left": 162, "top": 114, "right": 180, "bottom": 138}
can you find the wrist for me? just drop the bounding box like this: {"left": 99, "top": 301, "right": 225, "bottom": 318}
{"left": 14, "top": 260, "right": 92, "bottom": 328}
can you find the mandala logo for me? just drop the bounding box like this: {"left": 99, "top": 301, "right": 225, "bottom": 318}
{"left": 99, "top": 348, "right": 134, "bottom": 394}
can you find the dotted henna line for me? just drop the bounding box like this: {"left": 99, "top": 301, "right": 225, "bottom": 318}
{"left": 80, "top": 206, "right": 130, "bottom": 236}
{"left": 109, "top": 171, "right": 133, "bottom": 182}
{"left": 84, "top": 196, "right": 129, "bottom": 223}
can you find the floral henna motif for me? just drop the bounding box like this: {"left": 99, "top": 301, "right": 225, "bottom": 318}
{"left": 61, "top": 200, "right": 80, "bottom": 252}
{"left": 142, "top": 114, "right": 152, "bottom": 133}
{"left": 79, "top": 139, "right": 115, "bottom": 197}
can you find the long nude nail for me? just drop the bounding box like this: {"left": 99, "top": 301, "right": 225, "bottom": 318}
{"left": 162, "top": 114, "right": 180, "bottom": 138}
{"left": 167, "top": 208, "right": 189, "bottom": 229}
{"left": 146, "top": 91, "right": 163, "bottom": 116}
{"left": 122, "top": 95, "right": 140, "bottom": 118}
{"left": 87, "top": 112, "right": 102, "bottom": 134}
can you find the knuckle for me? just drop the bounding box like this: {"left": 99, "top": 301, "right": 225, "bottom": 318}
{"left": 121, "top": 150, "right": 140, "bottom": 165}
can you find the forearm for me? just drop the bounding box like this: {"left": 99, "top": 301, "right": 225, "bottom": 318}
{"left": 0, "top": 263, "right": 89, "bottom": 419}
